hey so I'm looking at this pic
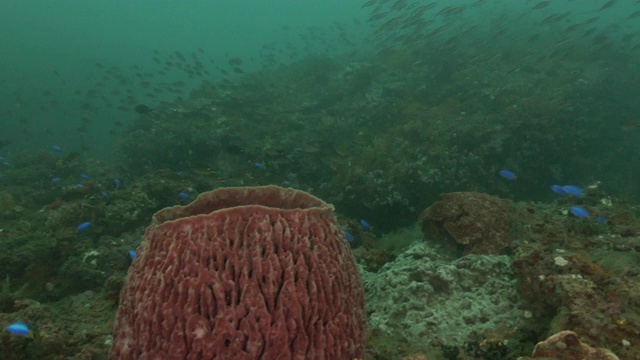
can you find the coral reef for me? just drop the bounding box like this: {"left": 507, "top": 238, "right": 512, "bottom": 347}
{"left": 2, "top": 3, "right": 640, "bottom": 356}
{"left": 508, "top": 194, "right": 640, "bottom": 358}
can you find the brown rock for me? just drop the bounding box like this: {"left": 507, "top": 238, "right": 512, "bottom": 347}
{"left": 419, "top": 192, "right": 512, "bottom": 255}
{"left": 531, "top": 330, "right": 619, "bottom": 359}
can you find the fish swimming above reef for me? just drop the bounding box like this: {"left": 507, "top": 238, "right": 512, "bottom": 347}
{"left": 6, "top": 322, "right": 32, "bottom": 337}
{"left": 77, "top": 222, "right": 91, "bottom": 232}
{"left": 628, "top": 10, "right": 640, "bottom": 20}
{"left": 227, "top": 57, "right": 243, "bottom": 66}
{"left": 499, "top": 170, "right": 517, "bottom": 180}
{"left": 570, "top": 206, "right": 589, "bottom": 218}
{"left": 531, "top": 1, "right": 551, "bottom": 10}
{"left": 133, "top": 104, "right": 152, "bottom": 115}
{"left": 342, "top": 229, "right": 355, "bottom": 242}
{"left": 562, "top": 185, "right": 583, "bottom": 196}
{"left": 600, "top": 0, "right": 617, "bottom": 11}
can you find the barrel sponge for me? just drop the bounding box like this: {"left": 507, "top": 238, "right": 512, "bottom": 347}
{"left": 110, "top": 185, "right": 365, "bottom": 360}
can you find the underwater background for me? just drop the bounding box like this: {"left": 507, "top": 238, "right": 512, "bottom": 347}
{"left": 2, "top": 0, "right": 640, "bottom": 358}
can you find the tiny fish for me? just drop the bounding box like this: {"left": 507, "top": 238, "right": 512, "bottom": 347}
{"left": 133, "top": 104, "right": 152, "bottom": 115}
{"left": 583, "top": 16, "right": 600, "bottom": 24}
{"left": 531, "top": 1, "right": 551, "bottom": 10}
{"left": 51, "top": 145, "right": 62, "bottom": 152}
{"left": 77, "top": 222, "right": 91, "bottom": 231}
{"left": 254, "top": 162, "right": 265, "bottom": 169}
{"left": 6, "top": 322, "right": 31, "bottom": 336}
{"left": 74, "top": 183, "right": 85, "bottom": 189}
{"left": 176, "top": 170, "right": 183, "bottom": 176}
{"left": 562, "top": 185, "right": 583, "bottom": 196}
{"left": 360, "top": 219, "right": 370, "bottom": 230}
{"left": 178, "top": 192, "right": 190, "bottom": 200}
{"left": 570, "top": 206, "right": 589, "bottom": 218}
{"left": 228, "top": 57, "right": 243, "bottom": 66}
{"left": 600, "top": 0, "right": 616, "bottom": 11}
{"left": 551, "top": 185, "right": 567, "bottom": 195}
{"left": 499, "top": 170, "right": 517, "bottom": 180}
{"left": 80, "top": 174, "right": 90, "bottom": 180}
{"left": 128, "top": 250, "right": 137, "bottom": 260}
{"left": 597, "top": 215, "right": 606, "bottom": 224}
{"left": 342, "top": 229, "right": 354, "bottom": 243}
{"left": 100, "top": 191, "right": 109, "bottom": 198}
{"left": 361, "top": 0, "right": 377, "bottom": 8}
{"left": 113, "top": 178, "right": 121, "bottom": 188}
{"left": 51, "top": 177, "right": 62, "bottom": 184}
{"left": 628, "top": 10, "right": 640, "bottom": 20}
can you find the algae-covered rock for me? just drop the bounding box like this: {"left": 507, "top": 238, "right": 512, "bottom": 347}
{"left": 363, "top": 240, "right": 524, "bottom": 351}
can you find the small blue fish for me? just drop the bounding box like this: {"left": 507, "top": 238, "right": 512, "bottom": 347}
{"left": 77, "top": 222, "right": 91, "bottom": 231}
{"left": 597, "top": 215, "right": 606, "bottom": 224}
{"left": 128, "top": 250, "right": 137, "bottom": 260}
{"left": 100, "top": 191, "right": 109, "bottom": 198}
{"left": 254, "top": 162, "right": 265, "bottom": 169}
{"left": 570, "top": 206, "right": 589, "bottom": 218}
{"left": 74, "top": 183, "right": 85, "bottom": 189}
{"left": 51, "top": 145, "right": 62, "bottom": 152}
{"left": 342, "top": 229, "right": 354, "bottom": 243}
{"left": 551, "top": 185, "right": 567, "bottom": 195}
{"left": 113, "top": 178, "right": 121, "bottom": 188}
{"left": 499, "top": 170, "right": 517, "bottom": 180}
{"left": 51, "top": 177, "right": 62, "bottom": 184}
{"left": 562, "top": 185, "right": 583, "bottom": 196}
{"left": 360, "top": 219, "right": 370, "bottom": 230}
{"left": 178, "top": 192, "right": 191, "bottom": 200}
{"left": 6, "top": 322, "right": 31, "bottom": 336}
{"left": 176, "top": 170, "right": 183, "bottom": 176}
{"left": 80, "top": 174, "right": 90, "bottom": 180}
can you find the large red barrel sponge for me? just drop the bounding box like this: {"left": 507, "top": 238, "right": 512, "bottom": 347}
{"left": 110, "top": 185, "right": 365, "bottom": 360}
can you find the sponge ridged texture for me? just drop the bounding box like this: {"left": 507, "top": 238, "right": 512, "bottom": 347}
{"left": 110, "top": 185, "right": 365, "bottom": 360}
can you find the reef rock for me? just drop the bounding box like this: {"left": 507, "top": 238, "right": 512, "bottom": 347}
{"left": 363, "top": 232, "right": 523, "bottom": 348}
{"left": 529, "top": 330, "right": 619, "bottom": 359}
{"left": 419, "top": 192, "right": 512, "bottom": 255}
